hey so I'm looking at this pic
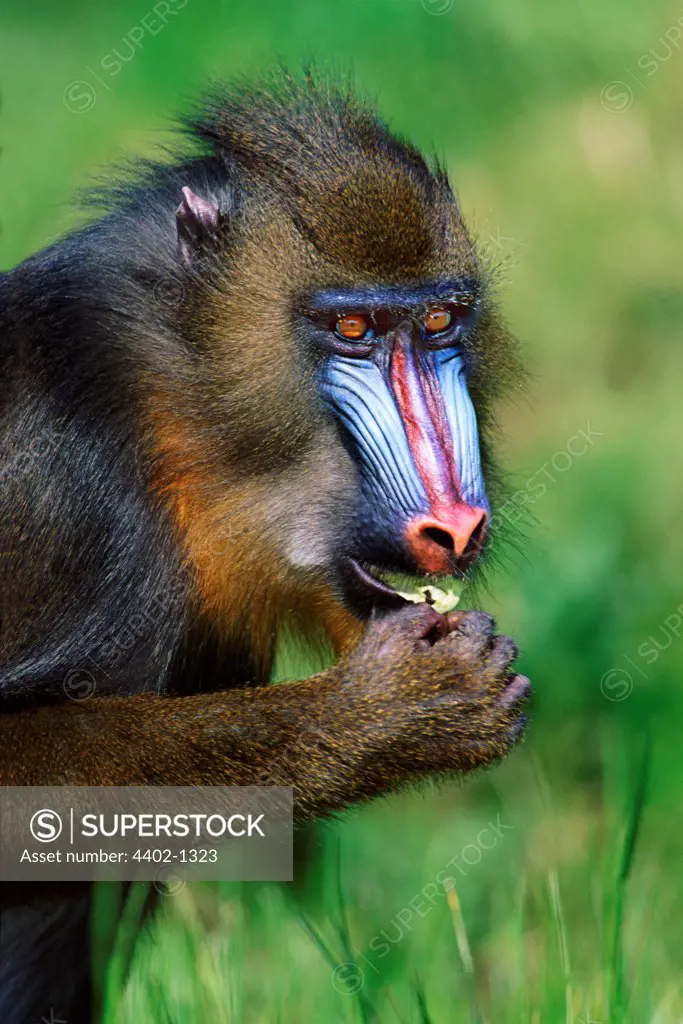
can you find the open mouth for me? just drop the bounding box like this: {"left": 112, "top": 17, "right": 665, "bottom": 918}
{"left": 343, "top": 558, "right": 463, "bottom": 615}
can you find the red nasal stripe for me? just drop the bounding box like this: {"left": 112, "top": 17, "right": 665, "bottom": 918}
{"left": 389, "top": 335, "right": 462, "bottom": 514}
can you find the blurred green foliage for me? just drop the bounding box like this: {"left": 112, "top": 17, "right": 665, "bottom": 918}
{"left": 2, "top": 0, "right": 683, "bottom": 1019}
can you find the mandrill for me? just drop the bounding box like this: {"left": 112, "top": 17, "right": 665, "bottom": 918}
{"left": 0, "top": 71, "right": 530, "bottom": 1021}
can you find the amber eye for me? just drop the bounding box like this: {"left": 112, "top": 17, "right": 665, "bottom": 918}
{"left": 336, "top": 313, "right": 371, "bottom": 341}
{"left": 424, "top": 307, "right": 453, "bottom": 335}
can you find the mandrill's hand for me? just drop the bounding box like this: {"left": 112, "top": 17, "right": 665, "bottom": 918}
{"left": 336, "top": 604, "right": 530, "bottom": 782}
{"left": 0, "top": 605, "right": 530, "bottom": 823}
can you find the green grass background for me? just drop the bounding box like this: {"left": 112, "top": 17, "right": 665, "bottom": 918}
{"left": 2, "top": 0, "right": 683, "bottom": 1019}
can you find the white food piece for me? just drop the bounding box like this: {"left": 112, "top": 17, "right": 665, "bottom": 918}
{"left": 395, "top": 586, "right": 460, "bottom": 614}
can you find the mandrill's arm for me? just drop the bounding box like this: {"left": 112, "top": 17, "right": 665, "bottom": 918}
{"left": 0, "top": 607, "right": 530, "bottom": 821}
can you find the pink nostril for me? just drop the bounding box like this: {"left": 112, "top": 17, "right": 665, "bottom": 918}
{"left": 405, "top": 505, "right": 488, "bottom": 573}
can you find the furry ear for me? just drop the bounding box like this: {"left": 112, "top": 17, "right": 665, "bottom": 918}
{"left": 176, "top": 186, "right": 222, "bottom": 265}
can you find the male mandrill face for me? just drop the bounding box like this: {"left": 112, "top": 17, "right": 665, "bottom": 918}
{"left": 175, "top": 84, "right": 515, "bottom": 626}
{"left": 294, "top": 278, "right": 490, "bottom": 617}
{"left": 277, "top": 138, "right": 498, "bottom": 619}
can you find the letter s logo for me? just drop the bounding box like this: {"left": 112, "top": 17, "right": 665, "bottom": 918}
{"left": 30, "top": 808, "right": 63, "bottom": 843}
